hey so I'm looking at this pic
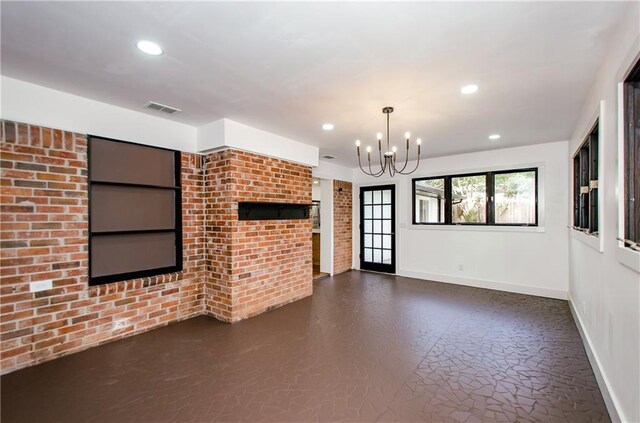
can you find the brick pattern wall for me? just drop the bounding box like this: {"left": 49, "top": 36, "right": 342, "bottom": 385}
{"left": 333, "top": 180, "right": 352, "bottom": 274}
{"left": 0, "top": 120, "right": 205, "bottom": 374}
{"left": 204, "top": 150, "right": 313, "bottom": 322}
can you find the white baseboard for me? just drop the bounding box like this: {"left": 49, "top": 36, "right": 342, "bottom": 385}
{"left": 568, "top": 299, "right": 623, "bottom": 423}
{"left": 397, "top": 269, "right": 567, "bottom": 300}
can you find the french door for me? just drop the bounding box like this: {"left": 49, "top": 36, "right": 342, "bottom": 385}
{"left": 360, "top": 185, "right": 396, "bottom": 273}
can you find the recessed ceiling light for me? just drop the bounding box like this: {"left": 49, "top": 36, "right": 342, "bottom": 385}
{"left": 460, "top": 84, "right": 479, "bottom": 95}
{"left": 322, "top": 123, "right": 334, "bottom": 131}
{"left": 489, "top": 134, "right": 501, "bottom": 140}
{"left": 136, "top": 40, "right": 163, "bottom": 56}
{"left": 313, "top": 180, "right": 319, "bottom": 184}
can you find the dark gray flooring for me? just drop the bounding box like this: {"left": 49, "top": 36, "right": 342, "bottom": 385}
{"left": 1, "top": 271, "right": 609, "bottom": 422}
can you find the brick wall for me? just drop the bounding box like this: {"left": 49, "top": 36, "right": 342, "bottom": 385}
{"left": 0, "top": 120, "right": 205, "bottom": 374}
{"left": 333, "top": 180, "right": 352, "bottom": 274}
{"left": 204, "top": 150, "right": 313, "bottom": 322}
{"left": 0, "top": 119, "right": 314, "bottom": 374}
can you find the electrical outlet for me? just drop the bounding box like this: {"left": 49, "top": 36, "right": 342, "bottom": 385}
{"left": 29, "top": 280, "right": 53, "bottom": 293}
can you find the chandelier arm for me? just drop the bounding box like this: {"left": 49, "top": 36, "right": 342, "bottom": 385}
{"left": 357, "top": 153, "right": 377, "bottom": 177}
{"left": 367, "top": 154, "right": 385, "bottom": 178}
{"left": 397, "top": 150, "right": 421, "bottom": 175}
{"left": 380, "top": 150, "right": 389, "bottom": 175}
{"left": 398, "top": 140, "right": 410, "bottom": 173}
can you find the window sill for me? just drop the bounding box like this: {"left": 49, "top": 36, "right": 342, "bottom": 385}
{"left": 407, "top": 224, "right": 544, "bottom": 233}
{"left": 569, "top": 228, "right": 603, "bottom": 252}
{"left": 616, "top": 245, "right": 640, "bottom": 273}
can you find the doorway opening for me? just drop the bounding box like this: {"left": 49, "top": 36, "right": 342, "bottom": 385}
{"left": 312, "top": 178, "right": 330, "bottom": 280}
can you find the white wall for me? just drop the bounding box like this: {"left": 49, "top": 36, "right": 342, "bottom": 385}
{"left": 312, "top": 183, "right": 321, "bottom": 201}
{"left": 320, "top": 179, "right": 333, "bottom": 274}
{"left": 352, "top": 141, "right": 569, "bottom": 300}
{"left": 312, "top": 158, "right": 354, "bottom": 182}
{"left": 567, "top": 2, "right": 640, "bottom": 422}
{"left": 198, "top": 118, "right": 319, "bottom": 167}
{"left": 0, "top": 76, "right": 198, "bottom": 152}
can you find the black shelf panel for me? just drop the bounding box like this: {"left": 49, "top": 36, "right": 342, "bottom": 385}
{"left": 90, "top": 180, "right": 180, "bottom": 190}
{"left": 91, "top": 228, "right": 176, "bottom": 236}
{"left": 238, "top": 202, "right": 310, "bottom": 220}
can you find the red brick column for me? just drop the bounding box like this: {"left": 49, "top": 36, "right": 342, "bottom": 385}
{"left": 333, "top": 180, "right": 353, "bottom": 275}
{"left": 203, "top": 150, "right": 313, "bottom": 322}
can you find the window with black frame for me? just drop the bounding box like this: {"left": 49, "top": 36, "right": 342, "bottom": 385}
{"left": 413, "top": 168, "right": 537, "bottom": 226}
{"left": 88, "top": 136, "right": 182, "bottom": 286}
{"left": 623, "top": 59, "right": 640, "bottom": 250}
{"left": 572, "top": 121, "right": 599, "bottom": 235}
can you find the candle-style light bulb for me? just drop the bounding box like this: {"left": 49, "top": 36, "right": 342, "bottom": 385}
{"left": 405, "top": 132, "right": 411, "bottom": 140}
{"left": 366, "top": 146, "right": 372, "bottom": 153}
{"left": 356, "top": 140, "right": 361, "bottom": 147}
{"left": 416, "top": 138, "right": 422, "bottom": 145}
{"left": 376, "top": 132, "right": 383, "bottom": 141}
{"left": 392, "top": 146, "right": 397, "bottom": 153}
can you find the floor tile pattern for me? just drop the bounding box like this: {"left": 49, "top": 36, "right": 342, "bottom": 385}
{"left": 1, "top": 271, "right": 609, "bottom": 422}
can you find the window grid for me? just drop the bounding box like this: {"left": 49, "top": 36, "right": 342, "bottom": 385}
{"left": 362, "top": 187, "right": 394, "bottom": 267}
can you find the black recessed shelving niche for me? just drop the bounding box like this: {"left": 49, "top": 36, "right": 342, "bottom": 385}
{"left": 238, "top": 202, "right": 311, "bottom": 221}
{"left": 88, "top": 135, "right": 183, "bottom": 286}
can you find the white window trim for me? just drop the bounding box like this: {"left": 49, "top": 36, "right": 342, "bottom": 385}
{"left": 570, "top": 229, "right": 602, "bottom": 252}
{"left": 408, "top": 224, "right": 544, "bottom": 234}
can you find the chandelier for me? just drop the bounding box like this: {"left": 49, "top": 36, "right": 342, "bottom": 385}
{"left": 355, "top": 107, "right": 422, "bottom": 177}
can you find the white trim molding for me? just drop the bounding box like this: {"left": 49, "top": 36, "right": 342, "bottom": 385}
{"left": 398, "top": 269, "right": 567, "bottom": 300}
{"left": 569, "top": 298, "right": 623, "bottom": 423}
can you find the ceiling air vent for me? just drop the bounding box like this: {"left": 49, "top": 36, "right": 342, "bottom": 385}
{"left": 144, "top": 101, "right": 182, "bottom": 115}
{"left": 322, "top": 155, "right": 335, "bottom": 159}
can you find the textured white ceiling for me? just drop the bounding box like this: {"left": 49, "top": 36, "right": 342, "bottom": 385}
{"left": 0, "top": 1, "right": 629, "bottom": 166}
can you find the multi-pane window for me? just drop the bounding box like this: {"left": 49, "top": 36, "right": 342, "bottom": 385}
{"left": 414, "top": 178, "right": 445, "bottom": 223}
{"left": 623, "top": 59, "right": 640, "bottom": 249}
{"left": 494, "top": 170, "right": 537, "bottom": 225}
{"left": 451, "top": 174, "right": 487, "bottom": 224}
{"left": 572, "top": 121, "right": 599, "bottom": 235}
{"left": 413, "top": 168, "right": 538, "bottom": 226}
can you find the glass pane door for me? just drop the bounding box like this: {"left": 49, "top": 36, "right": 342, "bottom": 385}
{"left": 360, "top": 185, "right": 395, "bottom": 273}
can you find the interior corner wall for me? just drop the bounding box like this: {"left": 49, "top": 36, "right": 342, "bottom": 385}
{"left": 319, "top": 179, "right": 333, "bottom": 274}
{"left": 333, "top": 180, "right": 353, "bottom": 275}
{"left": 0, "top": 119, "right": 205, "bottom": 375}
{"left": 203, "top": 149, "right": 313, "bottom": 323}
{"left": 352, "top": 141, "right": 570, "bottom": 300}
{"left": 566, "top": 2, "right": 640, "bottom": 421}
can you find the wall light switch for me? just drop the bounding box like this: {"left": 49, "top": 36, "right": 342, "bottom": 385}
{"left": 29, "top": 280, "right": 53, "bottom": 293}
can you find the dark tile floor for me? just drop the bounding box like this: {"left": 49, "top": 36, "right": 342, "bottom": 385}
{"left": 1, "top": 271, "right": 609, "bottom": 422}
{"left": 312, "top": 264, "right": 329, "bottom": 281}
